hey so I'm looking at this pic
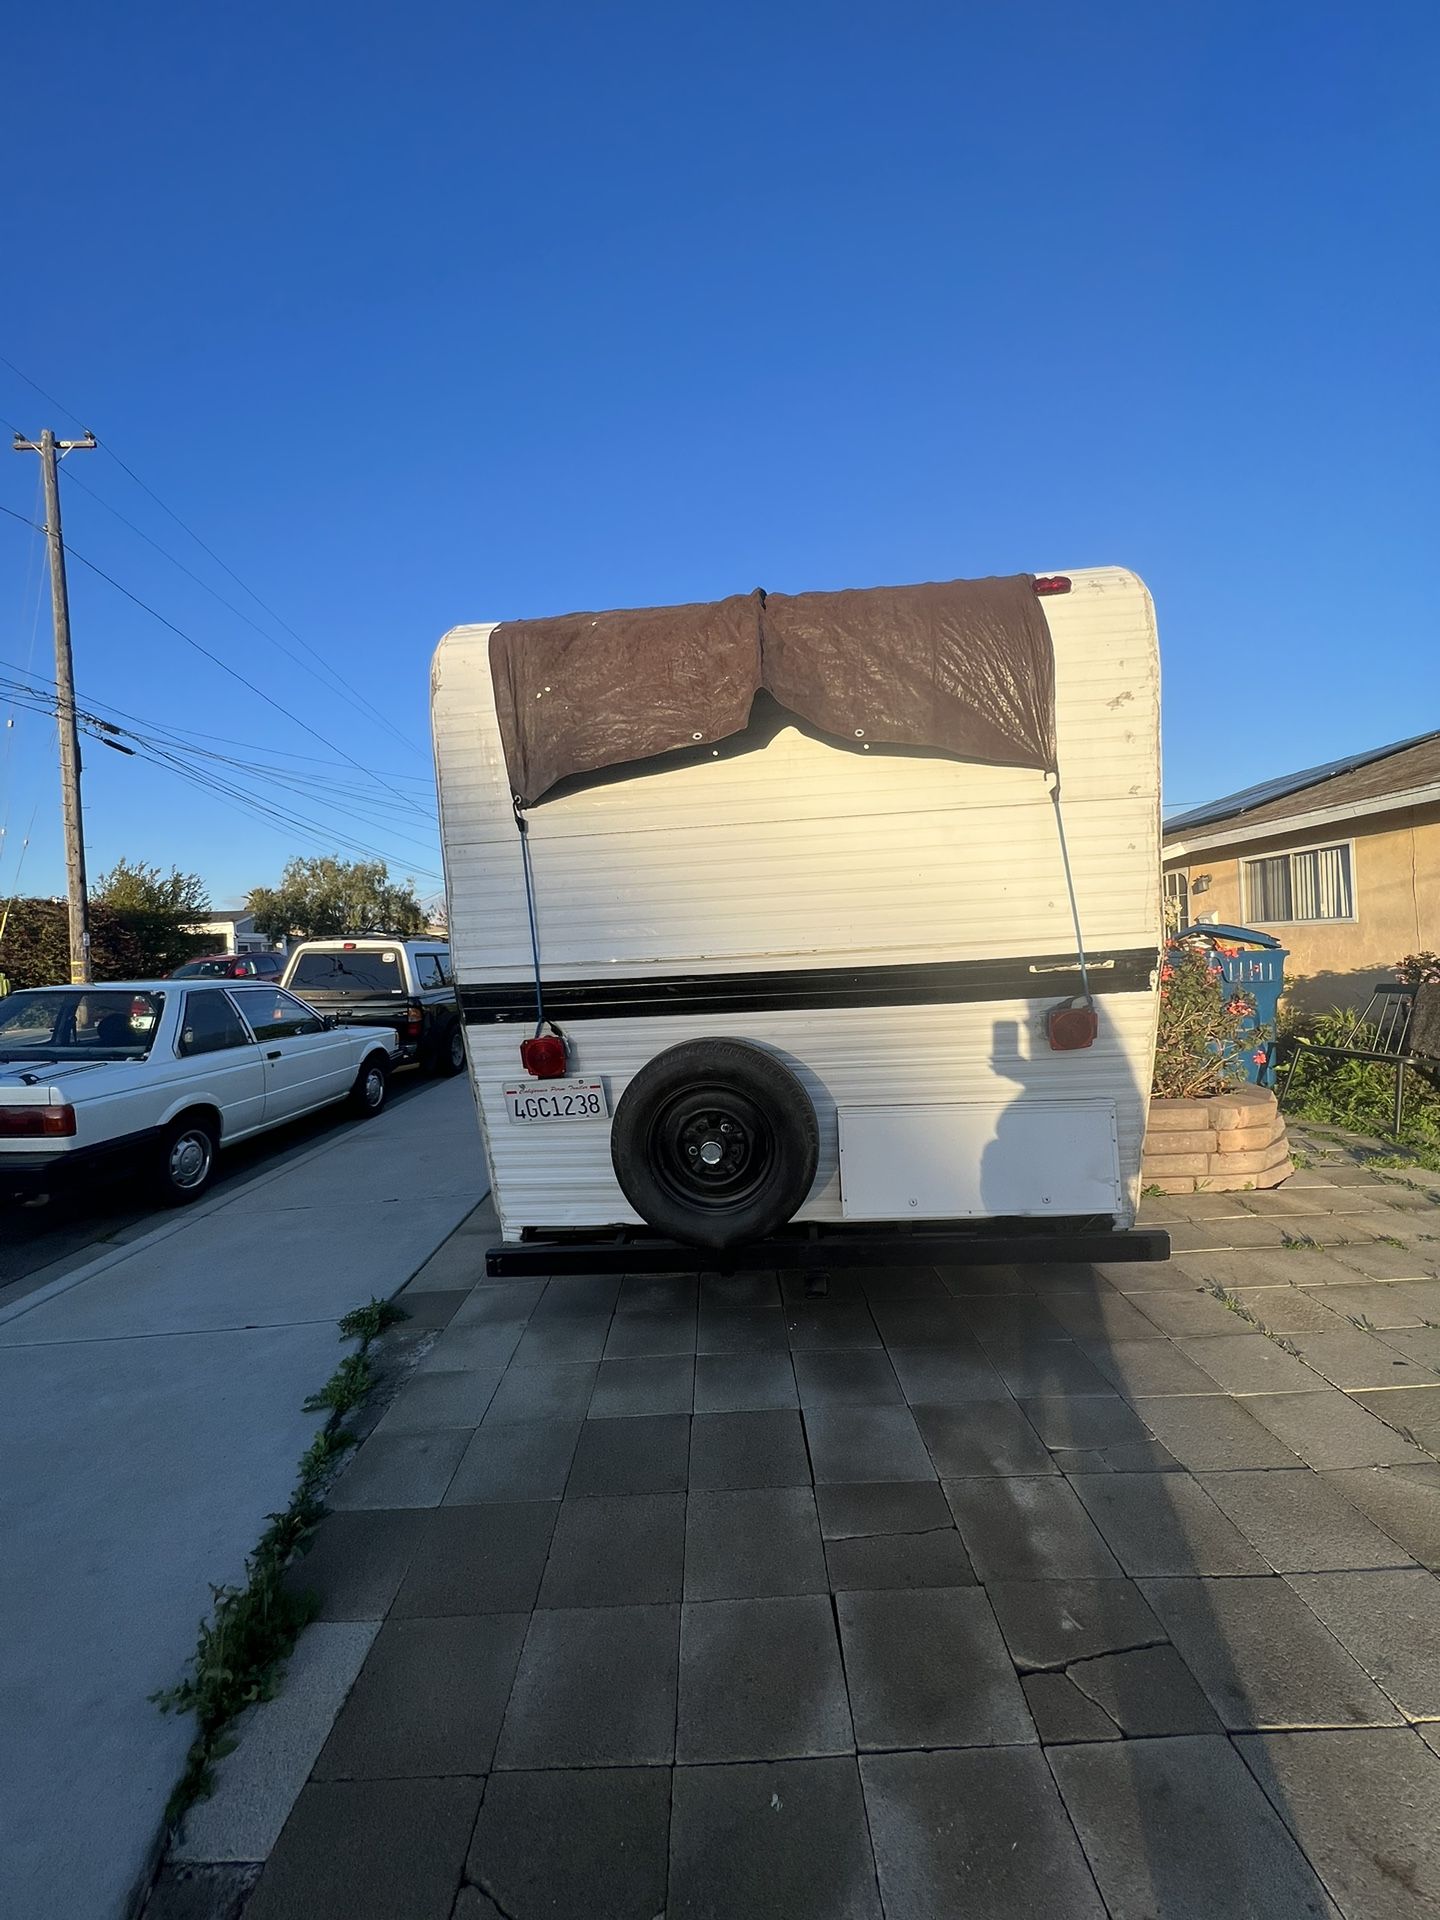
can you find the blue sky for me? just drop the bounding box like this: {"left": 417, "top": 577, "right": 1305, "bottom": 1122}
{"left": 2, "top": 2, "right": 1435, "bottom": 907}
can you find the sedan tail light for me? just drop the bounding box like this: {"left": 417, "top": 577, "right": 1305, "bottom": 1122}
{"left": 0, "top": 1103, "right": 78, "bottom": 1138}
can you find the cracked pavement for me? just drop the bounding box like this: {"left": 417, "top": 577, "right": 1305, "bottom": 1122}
{"left": 156, "top": 1135, "right": 1440, "bottom": 1919}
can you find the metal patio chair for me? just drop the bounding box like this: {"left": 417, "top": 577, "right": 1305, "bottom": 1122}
{"left": 1281, "top": 981, "right": 1440, "bottom": 1136}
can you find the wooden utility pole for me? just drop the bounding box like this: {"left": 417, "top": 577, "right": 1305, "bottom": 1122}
{"left": 11, "top": 427, "right": 97, "bottom": 983}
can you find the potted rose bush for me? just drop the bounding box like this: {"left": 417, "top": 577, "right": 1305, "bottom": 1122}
{"left": 1144, "top": 946, "right": 1291, "bottom": 1192}
{"left": 1153, "top": 946, "right": 1270, "bottom": 1098}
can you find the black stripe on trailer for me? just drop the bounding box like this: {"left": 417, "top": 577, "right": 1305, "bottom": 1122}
{"left": 486, "top": 1221, "right": 1171, "bottom": 1276}
{"left": 458, "top": 947, "right": 1159, "bottom": 1025}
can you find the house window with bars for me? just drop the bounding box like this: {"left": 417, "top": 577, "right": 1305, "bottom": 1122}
{"left": 1243, "top": 842, "right": 1354, "bottom": 923}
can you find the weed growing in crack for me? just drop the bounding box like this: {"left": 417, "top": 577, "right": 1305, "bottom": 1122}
{"left": 1203, "top": 1279, "right": 1303, "bottom": 1355}
{"left": 302, "top": 1351, "right": 373, "bottom": 1416}
{"left": 152, "top": 1295, "right": 409, "bottom": 1819}
{"left": 337, "top": 1296, "right": 408, "bottom": 1343}
{"left": 1204, "top": 1281, "right": 1258, "bottom": 1327}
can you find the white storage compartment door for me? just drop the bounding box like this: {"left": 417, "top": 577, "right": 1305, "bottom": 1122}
{"left": 837, "top": 1100, "right": 1121, "bottom": 1220}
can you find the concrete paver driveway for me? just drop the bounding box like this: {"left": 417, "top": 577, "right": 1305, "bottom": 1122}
{"left": 199, "top": 1141, "right": 1440, "bottom": 1919}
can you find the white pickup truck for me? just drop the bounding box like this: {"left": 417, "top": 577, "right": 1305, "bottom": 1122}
{"left": 0, "top": 980, "right": 398, "bottom": 1206}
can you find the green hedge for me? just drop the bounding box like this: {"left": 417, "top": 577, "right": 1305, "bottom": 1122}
{"left": 0, "top": 899, "right": 211, "bottom": 990}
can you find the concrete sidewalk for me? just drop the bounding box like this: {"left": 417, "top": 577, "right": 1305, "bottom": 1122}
{"left": 0, "top": 1076, "right": 488, "bottom": 1920}
{"left": 172, "top": 1134, "right": 1440, "bottom": 1919}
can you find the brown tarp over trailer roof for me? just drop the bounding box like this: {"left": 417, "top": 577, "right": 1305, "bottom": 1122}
{"left": 489, "top": 574, "right": 1057, "bottom": 808}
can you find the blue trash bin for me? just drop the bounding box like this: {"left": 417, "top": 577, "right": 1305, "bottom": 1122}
{"left": 1174, "top": 925, "right": 1288, "bottom": 1087}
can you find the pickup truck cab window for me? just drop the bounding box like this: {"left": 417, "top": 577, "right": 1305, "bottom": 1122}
{"left": 230, "top": 987, "right": 325, "bottom": 1041}
{"left": 178, "top": 990, "right": 253, "bottom": 1057}
{"left": 286, "top": 950, "right": 404, "bottom": 995}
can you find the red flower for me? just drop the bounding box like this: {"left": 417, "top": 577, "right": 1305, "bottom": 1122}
{"left": 1252, "top": 1051, "right": 1266, "bottom": 1065}
{"left": 1160, "top": 964, "right": 1174, "bottom": 982}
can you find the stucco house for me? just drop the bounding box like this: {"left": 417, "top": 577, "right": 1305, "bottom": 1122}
{"left": 1163, "top": 732, "right": 1440, "bottom": 1011}
{"left": 182, "top": 907, "right": 275, "bottom": 956}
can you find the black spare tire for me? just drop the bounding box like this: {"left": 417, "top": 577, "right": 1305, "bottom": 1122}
{"left": 610, "top": 1038, "right": 819, "bottom": 1250}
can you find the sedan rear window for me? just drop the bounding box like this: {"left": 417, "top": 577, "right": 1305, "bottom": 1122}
{"left": 0, "top": 988, "right": 165, "bottom": 1059}
{"left": 288, "top": 951, "right": 404, "bottom": 994}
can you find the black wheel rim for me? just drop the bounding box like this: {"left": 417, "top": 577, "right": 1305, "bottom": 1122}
{"left": 646, "top": 1085, "right": 775, "bottom": 1214}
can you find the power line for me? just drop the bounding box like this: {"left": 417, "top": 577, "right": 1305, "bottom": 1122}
{"left": 56, "top": 462, "right": 425, "bottom": 756}
{"left": 0, "top": 779, "right": 50, "bottom": 935}
{"left": 0, "top": 498, "right": 436, "bottom": 824}
{"left": 0, "top": 353, "right": 88, "bottom": 433}
{"left": 0, "top": 652, "right": 433, "bottom": 805}
{"left": 95, "top": 443, "right": 427, "bottom": 751}
{"left": 0, "top": 646, "right": 430, "bottom": 779}
{"left": 0, "top": 659, "right": 442, "bottom": 860}
{"left": 0, "top": 675, "right": 443, "bottom": 871}
{"left": 117, "top": 733, "right": 442, "bottom": 878}
{"left": 1, "top": 349, "right": 429, "bottom": 760}
{"left": 0, "top": 467, "right": 47, "bottom": 835}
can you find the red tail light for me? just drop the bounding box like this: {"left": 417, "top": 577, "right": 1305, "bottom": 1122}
{"left": 1047, "top": 999, "right": 1098, "bottom": 1051}
{"left": 520, "top": 1031, "right": 568, "bottom": 1079}
{"left": 0, "top": 1103, "right": 77, "bottom": 1137}
{"left": 405, "top": 1006, "right": 424, "bottom": 1038}
{"left": 1033, "top": 576, "right": 1072, "bottom": 596}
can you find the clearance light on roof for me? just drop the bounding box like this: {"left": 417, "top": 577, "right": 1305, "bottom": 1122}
{"left": 1033, "top": 576, "right": 1072, "bottom": 596}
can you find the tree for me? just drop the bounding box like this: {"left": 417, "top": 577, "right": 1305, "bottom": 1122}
{"left": 0, "top": 898, "right": 210, "bottom": 987}
{"left": 247, "top": 856, "right": 426, "bottom": 942}
{"left": 94, "top": 859, "right": 210, "bottom": 919}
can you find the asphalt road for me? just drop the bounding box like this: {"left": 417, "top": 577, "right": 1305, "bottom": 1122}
{"left": 0, "top": 1067, "right": 443, "bottom": 1310}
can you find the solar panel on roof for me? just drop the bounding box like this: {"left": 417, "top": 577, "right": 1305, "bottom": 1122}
{"left": 1164, "top": 732, "right": 1440, "bottom": 834}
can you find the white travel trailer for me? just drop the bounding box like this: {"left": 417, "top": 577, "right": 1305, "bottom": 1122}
{"left": 432, "top": 568, "right": 1168, "bottom": 1276}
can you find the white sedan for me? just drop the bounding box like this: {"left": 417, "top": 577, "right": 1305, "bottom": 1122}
{"left": 0, "top": 980, "right": 398, "bottom": 1206}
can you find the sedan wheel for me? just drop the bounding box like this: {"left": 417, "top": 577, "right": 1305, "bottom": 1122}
{"left": 351, "top": 1055, "right": 390, "bottom": 1117}
{"left": 160, "top": 1118, "right": 217, "bottom": 1205}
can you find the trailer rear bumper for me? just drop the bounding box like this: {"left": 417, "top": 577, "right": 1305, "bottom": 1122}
{"left": 485, "top": 1220, "right": 1169, "bottom": 1277}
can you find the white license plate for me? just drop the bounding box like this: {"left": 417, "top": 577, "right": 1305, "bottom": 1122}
{"left": 502, "top": 1078, "right": 609, "bottom": 1124}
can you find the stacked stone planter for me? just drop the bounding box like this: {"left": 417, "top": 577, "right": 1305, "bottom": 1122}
{"left": 1142, "top": 1085, "right": 1293, "bottom": 1194}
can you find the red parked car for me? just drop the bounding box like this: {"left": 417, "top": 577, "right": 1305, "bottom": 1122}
{"left": 170, "top": 952, "right": 286, "bottom": 982}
